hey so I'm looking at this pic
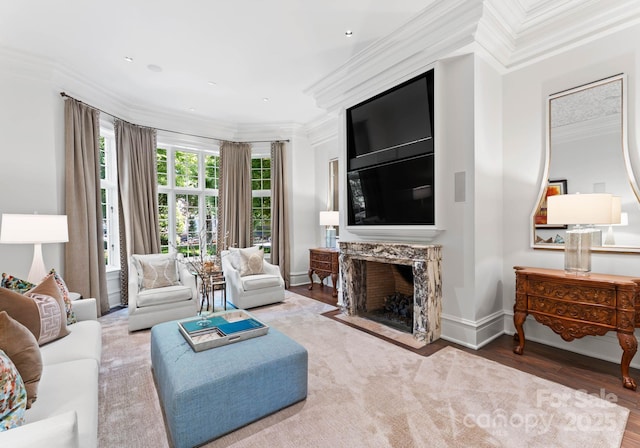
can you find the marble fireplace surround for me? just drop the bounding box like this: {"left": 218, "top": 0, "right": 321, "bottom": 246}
{"left": 339, "top": 241, "right": 443, "bottom": 344}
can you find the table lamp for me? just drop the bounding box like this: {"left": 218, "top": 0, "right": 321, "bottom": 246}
{"left": 319, "top": 211, "right": 339, "bottom": 248}
{"left": 0, "top": 214, "right": 69, "bottom": 283}
{"left": 547, "top": 194, "right": 620, "bottom": 275}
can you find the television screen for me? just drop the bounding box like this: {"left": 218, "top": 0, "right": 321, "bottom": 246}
{"left": 347, "top": 70, "right": 434, "bottom": 171}
{"left": 347, "top": 154, "right": 434, "bottom": 226}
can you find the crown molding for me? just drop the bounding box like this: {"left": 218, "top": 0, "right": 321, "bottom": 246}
{"left": 304, "top": 0, "right": 483, "bottom": 113}
{"left": 502, "top": 0, "right": 640, "bottom": 68}
{"left": 305, "top": 114, "right": 339, "bottom": 147}
{"left": 304, "top": 0, "right": 640, "bottom": 115}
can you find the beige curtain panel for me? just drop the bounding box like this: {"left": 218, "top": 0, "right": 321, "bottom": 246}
{"left": 218, "top": 141, "right": 252, "bottom": 250}
{"left": 270, "top": 141, "right": 290, "bottom": 288}
{"left": 64, "top": 98, "right": 109, "bottom": 315}
{"left": 115, "top": 120, "right": 160, "bottom": 305}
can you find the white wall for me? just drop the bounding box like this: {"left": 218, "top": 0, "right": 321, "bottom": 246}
{"left": 502, "top": 23, "right": 640, "bottom": 366}
{"left": 0, "top": 59, "right": 66, "bottom": 279}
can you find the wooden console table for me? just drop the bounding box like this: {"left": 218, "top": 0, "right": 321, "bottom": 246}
{"left": 308, "top": 248, "right": 339, "bottom": 297}
{"left": 513, "top": 266, "right": 640, "bottom": 390}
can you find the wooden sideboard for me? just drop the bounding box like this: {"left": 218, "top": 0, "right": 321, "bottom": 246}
{"left": 308, "top": 248, "right": 339, "bottom": 297}
{"left": 513, "top": 266, "right": 640, "bottom": 390}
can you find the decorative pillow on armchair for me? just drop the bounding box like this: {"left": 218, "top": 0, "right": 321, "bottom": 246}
{"left": 132, "top": 254, "right": 180, "bottom": 290}
{"left": 0, "top": 349, "right": 27, "bottom": 431}
{"left": 239, "top": 248, "right": 265, "bottom": 276}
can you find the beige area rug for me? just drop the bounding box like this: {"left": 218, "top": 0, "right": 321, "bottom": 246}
{"left": 98, "top": 292, "right": 629, "bottom": 448}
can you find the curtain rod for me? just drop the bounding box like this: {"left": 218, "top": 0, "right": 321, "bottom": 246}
{"left": 59, "top": 92, "right": 289, "bottom": 144}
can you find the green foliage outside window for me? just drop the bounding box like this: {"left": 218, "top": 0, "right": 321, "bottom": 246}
{"left": 157, "top": 148, "right": 168, "bottom": 186}
{"left": 175, "top": 150, "right": 199, "bottom": 188}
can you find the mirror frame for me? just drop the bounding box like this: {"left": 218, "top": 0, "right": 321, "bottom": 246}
{"left": 531, "top": 73, "right": 640, "bottom": 253}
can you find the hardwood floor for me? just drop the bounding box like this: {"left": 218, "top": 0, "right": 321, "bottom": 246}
{"left": 289, "top": 284, "right": 640, "bottom": 447}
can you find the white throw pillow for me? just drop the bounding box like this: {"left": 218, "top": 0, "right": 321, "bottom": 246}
{"left": 239, "top": 248, "right": 264, "bottom": 276}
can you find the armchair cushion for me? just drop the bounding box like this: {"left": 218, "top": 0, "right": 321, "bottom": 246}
{"left": 241, "top": 274, "right": 282, "bottom": 291}
{"left": 136, "top": 285, "right": 193, "bottom": 307}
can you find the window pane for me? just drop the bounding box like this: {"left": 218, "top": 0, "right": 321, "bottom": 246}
{"left": 99, "top": 137, "right": 106, "bottom": 180}
{"left": 175, "top": 150, "right": 199, "bottom": 188}
{"left": 175, "top": 193, "right": 200, "bottom": 257}
{"left": 158, "top": 193, "right": 169, "bottom": 253}
{"left": 205, "top": 155, "right": 219, "bottom": 189}
{"left": 205, "top": 195, "right": 218, "bottom": 256}
{"left": 157, "top": 148, "right": 168, "bottom": 186}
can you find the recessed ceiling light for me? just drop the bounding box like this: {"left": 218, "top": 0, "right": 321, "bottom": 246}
{"left": 263, "top": 97, "right": 269, "bottom": 102}
{"left": 188, "top": 107, "right": 195, "bottom": 112}
{"left": 207, "top": 81, "right": 217, "bottom": 86}
{"left": 147, "top": 64, "right": 162, "bottom": 72}
{"left": 345, "top": 30, "right": 353, "bottom": 37}
{"left": 124, "top": 56, "right": 134, "bottom": 62}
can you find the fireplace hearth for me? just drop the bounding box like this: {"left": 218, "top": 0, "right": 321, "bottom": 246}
{"left": 339, "top": 241, "right": 442, "bottom": 345}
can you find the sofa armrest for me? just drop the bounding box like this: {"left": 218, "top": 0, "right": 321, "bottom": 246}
{"left": 72, "top": 298, "right": 98, "bottom": 321}
{"left": 0, "top": 411, "right": 79, "bottom": 448}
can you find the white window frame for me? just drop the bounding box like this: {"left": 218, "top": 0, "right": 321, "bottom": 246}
{"left": 157, "top": 141, "right": 220, "bottom": 256}
{"left": 99, "top": 126, "right": 120, "bottom": 270}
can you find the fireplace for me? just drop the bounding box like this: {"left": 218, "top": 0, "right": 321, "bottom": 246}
{"left": 359, "top": 261, "right": 415, "bottom": 333}
{"left": 339, "top": 241, "right": 442, "bottom": 344}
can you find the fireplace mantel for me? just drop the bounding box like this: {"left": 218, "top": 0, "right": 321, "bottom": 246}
{"left": 339, "top": 241, "right": 443, "bottom": 344}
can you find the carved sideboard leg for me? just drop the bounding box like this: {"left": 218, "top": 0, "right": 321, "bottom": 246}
{"left": 617, "top": 332, "right": 638, "bottom": 391}
{"left": 513, "top": 311, "right": 527, "bottom": 355}
{"left": 308, "top": 269, "right": 314, "bottom": 290}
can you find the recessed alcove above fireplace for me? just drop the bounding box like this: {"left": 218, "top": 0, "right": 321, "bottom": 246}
{"left": 339, "top": 241, "right": 443, "bottom": 345}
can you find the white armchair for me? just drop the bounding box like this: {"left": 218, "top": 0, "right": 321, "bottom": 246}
{"left": 221, "top": 248, "right": 284, "bottom": 309}
{"left": 128, "top": 253, "right": 198, "bottom": 331}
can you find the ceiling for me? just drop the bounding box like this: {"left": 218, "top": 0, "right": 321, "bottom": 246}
{"left": 1, "top": 0, "right": 638, "bottom": 130}
{"left": 0, "top": 0, "right": 440, "bottom": 126}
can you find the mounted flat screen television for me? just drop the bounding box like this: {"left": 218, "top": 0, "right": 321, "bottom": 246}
{"left": 347, "top": 70, "right": 434, "bottom": 171}
{"left": 347, "top": 154, "right": 434, "bottom": 226}
{"left": 346, "top": 69, "right": 435, "bottom": 226}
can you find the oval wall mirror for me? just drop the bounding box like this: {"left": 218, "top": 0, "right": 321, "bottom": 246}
{"left": 531, "top": 74, "right": 640, "bottom": 252}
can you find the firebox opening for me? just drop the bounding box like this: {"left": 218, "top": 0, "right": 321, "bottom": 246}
{"left": 359, "top": 261, "right": 414, "bottom": 334}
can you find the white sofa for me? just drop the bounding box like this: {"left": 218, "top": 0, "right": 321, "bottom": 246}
{"left": 221, "top": 249, "right": 285, "bottom": 309}
{"left": 0, "top": 297, "right": 102, "bottom": 448}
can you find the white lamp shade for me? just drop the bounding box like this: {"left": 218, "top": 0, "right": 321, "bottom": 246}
{"left": 547, "top": 194, "right": 618, "bottom": 225}
{"left": 319, "top": 211, "right": 339, "bottom": 227}
{"left": 0, "top": 214, "right": 69, "bottom": 244}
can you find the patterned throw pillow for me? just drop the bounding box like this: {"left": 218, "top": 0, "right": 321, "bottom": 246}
{"left": 0, "top": 349, "right": 27, "bottom": 431}
{"left": 48, "top": 269, "right": 77, "bottom": 325}
{"left": 0, "top": 274, "right": 35, "bottom": 294}
{"left": 0, "top": 275, "right": 70, "bottom": 346}
{"left": 140, "top": 258, "right": 180, "bottom": 290}
{"left": 239, "top": 248, "right": 264, "bottom": 276}
{"left": 0, "top": 312, "right": 42, "bottom": 409}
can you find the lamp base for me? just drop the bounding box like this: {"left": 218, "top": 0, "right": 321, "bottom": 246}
{"left": 27, "top": 243, "right": 47, "bottom": 284}
{"left": 325, "top": 227, "right": 336, "bottom": 249}
{"left": 564, "top": 228, "right": 593, "bottom": 275}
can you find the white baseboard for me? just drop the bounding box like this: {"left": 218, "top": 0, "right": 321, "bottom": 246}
{"left": 440, "top": 310, "right": 505, "bottom": 350}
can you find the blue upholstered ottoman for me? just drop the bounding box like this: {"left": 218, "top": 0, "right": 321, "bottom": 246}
{"left": 150, "top": 320, "right": 308, "bottom": 448}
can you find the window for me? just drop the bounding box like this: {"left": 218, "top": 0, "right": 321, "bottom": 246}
{"left": 157, "top": 145, "right": 219, "bottom": 256}
{"left": 99, "top": 132, "right": 120, "bottom": 268}
{"left": 156, "top": 143, "right": 272, "bottom": 258}
{"left": 252, "top": 157, "right": 271, "bottom": 254}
